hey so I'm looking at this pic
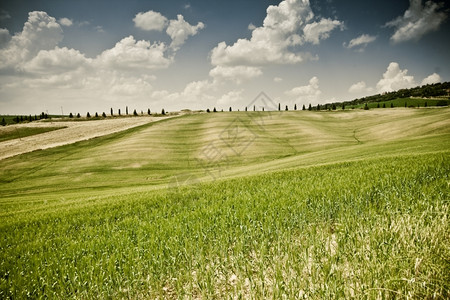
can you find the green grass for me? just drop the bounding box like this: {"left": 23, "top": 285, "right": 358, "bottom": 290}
{"left": 348, "top": 98, "right": 447, "bottom": 109}
{"left": 0, "top": 126, "right": 65, "bottom": 142}
{"left": 0, "top": 108, "right": 449, "bottom": 298}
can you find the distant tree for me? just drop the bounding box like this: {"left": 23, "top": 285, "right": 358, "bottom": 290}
{"left": 206, "top": 108, "right": 210, "bottom": 113}
{"left": 102, "top": 112, "right": 107, "bottom": 118}
{"left": 148, "top": 108, "right": 151, "bottom": 115}
{"left": 111, "top": 108, "right": 113, "bottom": 116}
{"left": 141, "top": 110, "right": 143, "bottom": 115}
{"left": 221, "top": 109, "right": 224, "bottom": 112}
{"left": 302, "top": 104, "right": 306, "bottom": 110}
{"left": 1, "top": 117, "right": 6, "bottom": 126}
{"left": 342, "top": 104, "right": 345, "bottom": 110}
{"left": 294, "top": 104, "right": 297, "bottom": 110}
{"left": 76, "top": 113, "right": 81, "bottom": 118}
{"left": 308, "top": 104, "right": 312, "bottom": 111}
{"left": 383, "top": 103, "right": 386, "bottom": 108}
{"left": 133, "top": 109, "right": 138, "bottom": 116}
{"left": 29, "top": 115, "right": 32, "bottom": 122}
{"left": 118, "top": 109, "right": 121, "bottom": 115}
{"left": 324, "top": 104, "right": 328, "bottom": 110}
{"left": 69, "top": 112, "right": 73, "bottom": 118}
{"left": 229, "top": 107, "right": 232, "bottom": 112}
{"left": 391, "top": 102, "right": 394, "bottom": 108}
{"left": 253, "top": 105, "right": 256, "bottom": 111}
{"left": 377, "top": 103, "right": 380, "bottom": 108}
{"left": 95, "top": 112, "right": 99, "bottom": 118}
{"left": 162, "top": 108, "right": 165, "bottom": 115}
{"left": 87, "top": 112, "right": 91, "bottom": 118}
{"left": 262, "top": 107, "right": 264, "bottom": 111}
{"left": 364, "top": 103, "right": 369, "bottom": 110}
{"left": 245, "top": 106, "right": 247, "bottom": 112}
{"left": 404, "top": 102, "right": 407, "bottom": 107}
{"left": 285, "top": 105, "right": 288, "bottom": 111}
{"left": 424, "top": 101, "right": 428, "bottom": 107}
{"left": 317, "top": 104, "right": 320, "bottom": 110}
{"left": 126, "top": 106, "right": 129, "bottom": 115}
{"left": 213, "top": 107, "right": 217, "bottom": 112}
{"left": 278, "top": 103, "right": 281, "bottom": 111}
{"left": 332, "top": 104, "right": 336, "bottom": 110}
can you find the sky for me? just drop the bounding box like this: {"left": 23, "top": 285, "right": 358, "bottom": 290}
{"left": 0, "top": 0, "right": 449, "bottom": 114}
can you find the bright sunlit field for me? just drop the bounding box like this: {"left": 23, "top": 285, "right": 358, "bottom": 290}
{"left": 1, "top": 108, "right": 449, "bottom": 298}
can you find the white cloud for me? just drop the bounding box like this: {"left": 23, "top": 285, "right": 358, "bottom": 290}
{"left": 376, "top": 62, "right": 417, "bottom": 93}
{"left": 217, "top": 90, "right": 244, "bottom": 106}
{"left": 248, "top": 23, "right": 257, "bottom": 30}
{"left": 59, "top": 17, "right": 73, "bottom": 27}
{"left": 385, "top": 0, "right": 447, "bottom": 43}
{"left": 210, "top": 0, "right": 342, "bottom": 67}
{"left": 25, "top": 47, "right": 91, "bottom": 74}
{"left": 0, "top": 11, "right": 63, "bottom": 71}
{"left": 97, "top": 36, "right": 172, "bottom": 71}
{"left": 274, "top": 77, "right": 283, "bottom": 82}
{"left": 344, "top": 34, "right": 376, "bottom": 51}
{"left": 303, "top": 18, "right": 344, "bottom": 45}
{"left": 348, "top": 81, "right": 374, "bottom": 93}
{"left": 133, "top": 10, "right": 168, "bottom": 31}
{"left": 285, "top": 76, "right": 322, "bottom": 103}
{"left": 209, "top": 65, "right": 262, "bottom": 84}
{"left": 166, "top": 15, "right": 204, "bottom": 50}
{"left": 421, "top": 73, "right": 441, "bottom": 85}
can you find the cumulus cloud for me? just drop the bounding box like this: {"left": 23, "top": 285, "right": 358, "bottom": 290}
{"left": 303, "top": 18, "right": 344, "bottom": 45}
{"left": 274, "top": 77, "right": 283, "bottom": 82}
{"left": 25, "top": 47, "right": 91, "bottom": 74}
{"left": 285, "top": 76, "right": 322, "bottom": 102}
{"left": 348, "top": 81, "right": 374, "bottom": 93}
{"left": 385, "top": 0, "right": 447, "bottom": 43}
{"left": 0, "top": 11, "right": 63, "bottom": 71}
{"left": 166, "top": 15, "right": 204, "bottom": 50}
{"left": 217, "top": 90, "right": 244, "bottom": 106}
{"left": 376, "top": 62, "right": 417, "bottom": 93}
{"left": 59, "top": 17, "right": 73, "bottom": 27}
{"left": 210, "top": 0, "right": 342, "bottom": 67}
{"left": 133, "top": 10, "right": 168, "bottom": 31}
{"left": 97, "top": 36, "right": 172, "bottom": 71}
{"left": 344, "top": 34, "right": 376, "bottom": 51}
{"left": 421, "top": 73, "right": 441, "bottom": 85}
{"left": 209, "top": 65, "right": 263, "bottom": 84}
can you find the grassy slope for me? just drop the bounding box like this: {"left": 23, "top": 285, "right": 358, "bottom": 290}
{"left": 0, "top": 126, "right": 65, "bottom": 142}
{"left": 0, "top": 108, "right": 449, "bottom": 298}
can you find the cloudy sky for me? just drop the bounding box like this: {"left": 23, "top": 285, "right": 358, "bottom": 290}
{"left": 0, "top": 0, "right": 449, "bottom": 114}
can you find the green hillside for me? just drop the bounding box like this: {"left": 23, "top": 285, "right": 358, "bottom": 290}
{"left": 1, "top": 108, "right": 449, "bottom": 298}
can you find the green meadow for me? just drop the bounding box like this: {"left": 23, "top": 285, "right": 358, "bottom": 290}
{"left": 1, "top": 108, "right": 449, "bottom": 298}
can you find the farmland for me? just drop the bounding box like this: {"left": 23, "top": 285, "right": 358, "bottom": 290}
{"left": 0, "top": 107, "right": 449, "bottom": 298}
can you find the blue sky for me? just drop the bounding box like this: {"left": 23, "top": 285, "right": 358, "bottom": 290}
{"left": 0, "top": 0, "right": 449, "bottom": 114}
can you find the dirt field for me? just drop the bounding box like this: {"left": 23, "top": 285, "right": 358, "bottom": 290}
{"left": 0, "top": 116, "right": 171, "bottom": 160}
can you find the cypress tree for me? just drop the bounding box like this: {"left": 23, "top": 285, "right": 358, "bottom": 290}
{"left": 308, "top": 104, "right": 312, "bottom": 111}
{"left": 294, "top": 104, "right": 297, "bottom": 110}
{"left": 110, "top": 108, "right": 113, "bottom": 116}
{"left": 302, "top": 104, "right": 306, "bottom": 110}
{"left": 87, "top": 112, "right": 91, "bottom": 118}
{"left": 95, "top": 112, "right": 99, "bottom": 118}
{"left": 383, "top": 103, "right": 386, "bottom": 108}
{"left": 148, "top": 109, "right": 151, "bottom": 115}
{"left": 229, "top": 107, "right": 232, "bottom": 112}
{"left": 1, "top": 117, "right": 6, "bottom": 126}
{"left": 133, "top": 109, "right": 138, "bottom": 116}
{"left": 102, "top": 112, "right": 107, "bottom": 118}
{"left": 162, "top": 108, "right": 165, "bottom": 115}
{"left": 213, "top": 107, "right": 217, "bottom": 112}
{"left": 285, "top": 105, "right": 288, "bottom": 111}
{"left": 126, "top": 106, "right": 129, "bottom": 115}
{"left": 69, "top": 112, "right": 73, "bottom": 118}
{"left": 391, "top": 103, "right": 394, "bottom": 108}
{"left": 118, "top": 109, "right": 121, "bottom": 115}
{"left": 77, "top": 113, "right": 81, "bottom": 118}
{"left": 278, "top": 103, "right": 281, "bottom": 111}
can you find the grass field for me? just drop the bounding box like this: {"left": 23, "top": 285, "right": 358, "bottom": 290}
{"left": 0, "top": 108, "right": 449, "bottom": 298}
{"left": 348, "top": 98, "right": 448, "bottom": 109}
{"left": 0, "top": 126, "right": 65, "bottom": 143}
